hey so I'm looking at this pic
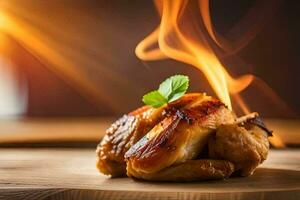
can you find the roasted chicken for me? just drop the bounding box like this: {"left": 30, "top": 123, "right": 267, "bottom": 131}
{"left": 209, "top": 114, "right": 271, "bottom": 176}
{"left": 125, "top": 94, "right": 235, "bottom": 181}
{"left": 96, "top": 93, "right": 200, "bottom": 177}
{"left": 96, "top": 93, "right": 271, "bottom": 181}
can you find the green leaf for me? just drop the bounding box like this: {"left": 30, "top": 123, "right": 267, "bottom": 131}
{"left": 142, "top": 75, "right": 189, "bottom": 108}
{"left": 142, "top": 91, "right": 168, "bottom": 108}
{"left": 167, "top": 75, "right": 189, "bottom": 102}
{"left": 158, "top": 77, "right": 172, "bottom": 98}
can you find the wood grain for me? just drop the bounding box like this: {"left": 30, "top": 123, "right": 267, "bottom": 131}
{"left": 0, "top": 148, "right": 299, "bottom": 200}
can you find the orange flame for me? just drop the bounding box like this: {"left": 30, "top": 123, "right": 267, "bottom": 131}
{"left": 136, "top": 0, "right": 288, "bottom": 148}
{"left": 136, "top": 0, "right": 253, "bottom": 110}
{"left": 0, "top": 4, "right": 141, "bottom": 113}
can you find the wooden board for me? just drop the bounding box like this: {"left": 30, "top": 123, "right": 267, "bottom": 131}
{"left": 0, "top": 148, "right": 299, "bottom": 200}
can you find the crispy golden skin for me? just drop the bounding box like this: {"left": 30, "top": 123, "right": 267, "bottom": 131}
{"left": 97, "top": 92, "right": 270, "bottom": 181}
{"left": 125, "top": 95, "right": 235, "bottom": 180}
{"left": 96, "top": 93, "right": 201, "bottom": 177}
{"left": 208, "top": 123, "right": 269, "bottom": 176}
{"left": 96, "top": 106, "right": 161, "bottom": 176}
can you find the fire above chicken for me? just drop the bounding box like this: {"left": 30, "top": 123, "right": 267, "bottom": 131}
{"left": 96, "top": 75, "right": 272, "bottom": 181}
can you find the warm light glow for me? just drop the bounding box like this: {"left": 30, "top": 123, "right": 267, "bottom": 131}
{"left": 0, "top": 9, "right": 127, "bottom": 112}
{"left": 0, "top": 18, "right": 4, "bottom": 30}
{"left": 0, "top": 11, "right": 107, "bottom": 109}
{"left": 0, "top": 12, "right": 7, "bottom": 30}
{"left": 0, "top": 1, "right": 289, "bottom": 147}
{"left": 135, "top": 0, "right": 253, "bottom": 111}
{"left": 0, "top": 1, "right": 144, "bottom": 113}
{"left": 269, "top": 135, "right": 285, "bottom": 148}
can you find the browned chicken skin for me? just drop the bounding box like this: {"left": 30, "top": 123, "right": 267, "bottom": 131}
{"left": 208, "top": 119, "right": 270, "bottom": 176}
{"left": 125, "top": 95, "right": 236, "bottom": 181}
{"left": 96, "top": 93, "right": 201, "bottom": 177}
{"left": 127, "top": 159, "right": 235, "bottom": 182}
{"left": 96, "top": 93, "right": 270, "bottom": 181}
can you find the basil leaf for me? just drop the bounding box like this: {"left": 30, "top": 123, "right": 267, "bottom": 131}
{"left": 158, "top": 77, "right": 172, "bottom": 98}
{"left": 167, "top": 75, "right": 189, "bottom": 102}
{"left": 142, "top": 90, "right": 168, "bottom": 108}
{"left": 142, "top": 75, "right": 189, "bottom": 108}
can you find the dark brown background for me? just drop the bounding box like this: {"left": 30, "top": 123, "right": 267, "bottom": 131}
{"left": 4, "top": 0, "right": 300, "bottom": 117}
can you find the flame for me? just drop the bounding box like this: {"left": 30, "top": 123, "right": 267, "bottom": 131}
{"left": 136, "top": 0, "right": 253, "bottom": 110}
{"left": 0, "top": 0, "right": 289, "bottom": 147}
{"left": 0, "top": 3, "right": 142, "bottom": 113}
{"left": 136, "top": 0, "right": 288, "bottom": 147}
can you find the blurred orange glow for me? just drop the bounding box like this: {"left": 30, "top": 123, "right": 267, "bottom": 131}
{"left": 0, "top": 0, "right": 292, "bottom": 147}
{"left": 268, "top": 135, "right": 285, "bottom": 148}
{"left": 0, "top": 1, "right": 144, "bottom": 113}
{"left": 0, "top": 11, "right": 106, "bottom": 109}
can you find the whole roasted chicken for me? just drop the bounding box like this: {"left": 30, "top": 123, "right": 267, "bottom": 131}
{"left": 96, "top": 76, "right": 271, "bottom": 181}
{"left": 97, "top": 96, "right": 271, "bottom": 181}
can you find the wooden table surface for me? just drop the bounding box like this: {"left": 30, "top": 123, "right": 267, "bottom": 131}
{"left": 0, "top": 148, "right": 299, "bottom": 200}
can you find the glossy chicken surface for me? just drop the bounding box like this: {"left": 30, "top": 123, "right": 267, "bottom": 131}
{"left": 125, "top": 94, "right": 235, "bottom": 180}
{"left": 97, "top": 93, "right": 270, "bottom": 181}
{"left": 96, "top": 93, "right": 200, "bottom": 177}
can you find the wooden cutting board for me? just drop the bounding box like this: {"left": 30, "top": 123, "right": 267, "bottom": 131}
{"left": 0, "top": 148, "right": 299, "bottom": 200}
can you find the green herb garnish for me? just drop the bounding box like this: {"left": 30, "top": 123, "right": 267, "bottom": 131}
{"left": 142, "top": 75, "right": 189, "bottom": 108}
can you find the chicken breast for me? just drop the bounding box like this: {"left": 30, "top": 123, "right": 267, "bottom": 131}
{"left": 125, "top": 94, "right": 236, "bottom": 181}
{"left": 96, "top": 93, "right": 201, "bottom": 177}
{"left": 208, "top": 116, "right": 270, "bottom": 176}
